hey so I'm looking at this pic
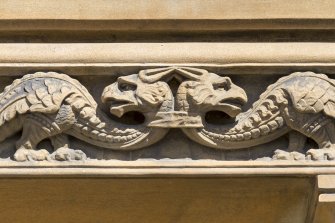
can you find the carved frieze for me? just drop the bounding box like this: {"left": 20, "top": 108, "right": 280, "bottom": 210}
{"left": 0, "top": 67, "right": 334, "bottom": 161}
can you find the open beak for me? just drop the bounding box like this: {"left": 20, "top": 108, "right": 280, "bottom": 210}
{"left": 215, "top": 86, "right": 248, "bottom": 117}
{"left": 101, "top": 84, "right": 137, "bottom": 118}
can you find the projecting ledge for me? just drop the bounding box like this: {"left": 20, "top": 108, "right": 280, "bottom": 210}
{"left": 0, "top": 163, "right": 332, "bottom": 223}
{"left": 0, "top": 43, "right": 335, "bottom": 64}
{"left": 0, "top": 160, "right": 332, "bottom": 223}
{"left": 0, "top": 160, "right": 334, "bottom": 177}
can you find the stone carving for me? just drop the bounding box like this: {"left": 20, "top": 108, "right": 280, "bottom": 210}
{"left": 0, "top": 68, "right": 335, "bottom": 161}
{"left": 182, "top": 71, "right": 335, "bottom": 161}
{"left": 0, "top": 72, "right": 168, "bottom": 161}
{"left": 104, "top": 67, "right": 246, "bottom": 129}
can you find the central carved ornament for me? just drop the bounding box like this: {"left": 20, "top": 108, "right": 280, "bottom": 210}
{"left": 102, "top": 67, "right": 247, "bottom": 128}
{"left": 0, "top": 67, "right": 334, "bottom": 161}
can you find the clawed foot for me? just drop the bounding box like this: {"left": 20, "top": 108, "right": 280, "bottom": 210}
{"left": 272, "top": 149, "right": 306, "bottom": 161}
{"left": 49, "top": 147, "right": 87, "bottom": 161}
{"left": 14, "top": 148, "right": 49, "bottom": 161}
{"left": 273, "top": 148, "right": 335, "bottom": 161}
{"left": 307, "top": 148, "right": 335, "bottom": 161}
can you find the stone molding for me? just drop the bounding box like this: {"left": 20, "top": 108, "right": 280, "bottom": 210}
{"left": 0, "top": 43, "right": 335, "bottom": 64}
{"left": 2, "top": 0, "right": 335, "bottom": 32}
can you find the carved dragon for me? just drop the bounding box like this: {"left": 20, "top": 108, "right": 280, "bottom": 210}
{"left": 179, "top": 70, "right": 335, "bottom": 161}
{"left": 0, "top": 71, "right": 172, "bottom": 161}
{"left": 1, "top": 68, "right": 334, "bottom": 162}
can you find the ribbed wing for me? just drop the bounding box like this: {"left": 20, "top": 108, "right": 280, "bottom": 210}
{"left": 0, "top": 72, "right": 96, "bottom": 126}
{"left": 287, "top": 75, "right": 335, "bottom": 118}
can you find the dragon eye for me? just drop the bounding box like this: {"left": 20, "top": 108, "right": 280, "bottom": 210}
{"left": 213, "top": 82, "right": 229, "bottom": 91}
{"left": 118, "top": 83, "right": 137, "bottom": 91}
{"left": 213, "top": 77, "right": 231, "bottom": 91}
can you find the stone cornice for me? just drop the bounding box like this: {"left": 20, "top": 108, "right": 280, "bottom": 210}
{"left": 1, "top": 0, "right": 335, "bottom": 31}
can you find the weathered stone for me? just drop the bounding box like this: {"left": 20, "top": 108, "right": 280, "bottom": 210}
{"left": 0, "top": 1, "right": 334, "bottom": 222}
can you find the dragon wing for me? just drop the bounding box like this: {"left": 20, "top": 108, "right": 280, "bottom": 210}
{"left": 286, "top": 74, "right": 335, "bottom": 118}
{"left": 0, "top": 72, "right": 96, "bottom": 126}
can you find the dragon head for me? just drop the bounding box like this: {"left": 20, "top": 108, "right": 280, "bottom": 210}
{"left": 177, "top": 72, "right": 248, "bottom": 118}
{"left": 101, "top": 74, "right": 173, "bottom": 118}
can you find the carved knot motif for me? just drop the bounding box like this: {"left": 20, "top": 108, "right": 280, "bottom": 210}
{"left": 0, "top": 68, "right": 335, "bottom": 161}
